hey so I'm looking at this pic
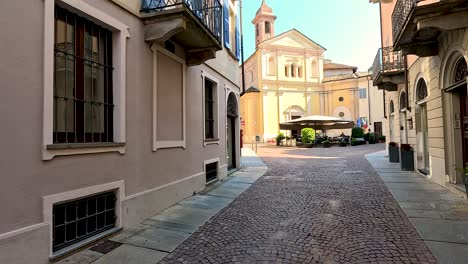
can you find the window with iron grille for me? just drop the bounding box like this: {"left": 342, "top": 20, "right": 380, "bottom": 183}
{"left": 54, "top": 6, "right": 113, "bottom": 144}
{"left": 205, "top": 79, "right": 215, "bottom": 139}
{"left": 359, "top": 88, "right": 367, "bottom": 99}
{"left": 53, "top": 191, "right": 116, "bottom": 252}
{"left": 206, "top": 162, "right": 218, "bottom": 182}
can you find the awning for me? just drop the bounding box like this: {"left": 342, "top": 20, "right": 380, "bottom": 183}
{"left": 279, "top": 115, "right": 354, "bottom": 131}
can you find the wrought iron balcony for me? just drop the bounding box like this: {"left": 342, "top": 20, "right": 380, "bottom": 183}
{"left": 372, "top": 47, "right": 405, "bottom": 91}
{"left": 392, "top": 0, "right": 417, "bottom": 47}
{"left": 392, "top": 0, "right": 468, "bottom": 57}
{"left": 141, "top": 0, "right": 222, "bottom": 65}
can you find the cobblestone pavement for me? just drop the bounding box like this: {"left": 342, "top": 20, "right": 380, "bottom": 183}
{"left": 161, "top": 144, "right": 437, "bottom": 263}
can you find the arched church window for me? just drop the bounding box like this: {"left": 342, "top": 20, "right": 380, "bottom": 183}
{"left": 291, "top": 64, "right": 296, "bottom": 78}
{"left": 416, "top": 79, "right": 428, "bottom": 102}
{"left": 268, "top": 57, "right": 276, "bottom": 75}
{"left": 400, "top": 91, "right": 407, "bottom": 110}
{"left": 285, "top": 65, "right": 289, "bottom": 77}
{"left": 256, "top": 24, "right": 259, "bottom": 37}
{"left": 454, "top": 58, "right": 467, "bottom": 83}
{"left": 298, "top": 66, "right": 303, "bottom": 78}
{"left": 390, "top": 100, "right": 395, "bottom": 114}
{"left": 265, "top": 21, "right": 271, "bottom": 34}
{"left": 311, "top": 60, "right": 318, "bottom": 77}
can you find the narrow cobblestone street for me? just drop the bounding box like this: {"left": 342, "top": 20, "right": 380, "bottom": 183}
{"left": 161, "top": 145, "right": 437, "bottom": 263}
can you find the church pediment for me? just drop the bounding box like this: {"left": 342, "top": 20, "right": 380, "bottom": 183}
{"left": 260, "top": 29, "right": 326, "bottom": 51}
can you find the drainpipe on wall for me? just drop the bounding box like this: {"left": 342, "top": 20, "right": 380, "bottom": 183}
{"left": 404, "top": 54, "right": 411, "bottom": 112}
{"left": 239, "top": 0, "right": 246, "bottom": 97}
{"left": 366, "top": 74, "right": 372, "bottom": 125}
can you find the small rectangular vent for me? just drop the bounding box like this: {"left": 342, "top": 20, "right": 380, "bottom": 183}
{"left": 52, "top": 191, "right": 117, "bottom": 252}
{"left": 205, "top": 162, "right": 218, "bottom": 183}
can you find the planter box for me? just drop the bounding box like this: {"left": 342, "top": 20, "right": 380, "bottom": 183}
{"left": 400, "top": 150, "right": 414, "bottom": 171}
{"left": 303, "top": 143, "right": 313, "bottom": 148}
{"left": 389, "top": 146, "right": 399, "bottom": 163}
{"left": 291, "top": 139, "right": 296, "bottom": 147}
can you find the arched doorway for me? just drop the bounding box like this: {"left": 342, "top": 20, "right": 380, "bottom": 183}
{"left": 389, "top": 100, "right": 395, "bottom": 142}
{"left": 399, "top": 91, "right": 408, "bottom": 144}
{"left": 442, "top": 52, "right": 467, "bottom": 184}
{"left": 227, "top": 93, "right": 238, "bottom": 170}
{"left": 415, "top": 79, "right": 429, "bottom": 175}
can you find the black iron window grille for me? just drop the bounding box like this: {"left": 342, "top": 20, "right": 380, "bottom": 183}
{"left": 205, "top": 162, "right": 218, "bottom": 182}
{"left": 372, "top": 46, "right": 405, "bottom": 83}
{"left": 53, "top": 191, "right": 116, "bottom": 252}
{"left": 141, "top": 0, "right": 222, "bottom": 43}
{"left": 416, "top": 79, "right": 428, "bottom": 102}
{"left": 227, "top": 93, "right": 238, "bottom": 118}
{"left": 392, "top": 0, "right": 418, "bottom": 44}
{"left": 455, "top": 58, "right": 467, "bottom": 84}
{"left": 204, "top": 79, "right": 215, "bottom": 139}
{"left": 400, "top": 92, "right": 407, "bottom": 110}
{"left": 54, "top": 6, "right": 114, "bottom": 144}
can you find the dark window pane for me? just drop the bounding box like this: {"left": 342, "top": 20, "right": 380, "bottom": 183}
{"left": 66, "top": 204, "right": 76, "bottom": 222}
{"left": 77, "top": 219, "right": 87, "bottom": 237}
{"left": 65, "top": 222, "right": 77, "bottom": 241}
{"left": 54, "top": 225, "right": 65, "bottom": 246}
{"left": 54, "top": 205, "right": 66, "bottom": 225}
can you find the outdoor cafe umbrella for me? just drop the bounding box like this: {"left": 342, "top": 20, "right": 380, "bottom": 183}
{"left": 279, "top": 115, "right": 354, "bottom": 131}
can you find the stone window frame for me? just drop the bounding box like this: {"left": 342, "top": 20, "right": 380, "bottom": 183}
{"left": 202, "top": 70, "right": 220, "bottom": 146}
{"left": 43, "top": 0, "right": 129, "bottom": 160}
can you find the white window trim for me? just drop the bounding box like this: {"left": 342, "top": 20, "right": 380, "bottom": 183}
{"left": 202, "top": 70, "right": 220, "bottom": 146}
{"left": 43, "top": 180, "right": 125, "bottom": 258}
{"left": 43, "top": 0, "right": 130, "bottom": 160}
{"left": 151, "top": 44, "right": 187, "bottom": 151}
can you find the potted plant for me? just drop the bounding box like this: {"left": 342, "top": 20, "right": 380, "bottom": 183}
{"left": 339, "top": 138, "right": 348, "bottom": 147}
{"left": 351, "top": 127, "right": 364, "bottom": 139}
{"left": 368, "top": 133, "right": 376, "bottom": 144}
{"left": 400, "top": 144, "right": 414, "bottom": 171}
{"left": 322, "top": 140, "right": 331, "bottom": 148}
{"left": 301, "top": 128, "right": 315, "bottom": 148}
{"left": 285, "top": 136, "right": 291, "bottom": 146}
{"left": 457, "top": 165, "right": 468, "bottom": 193}
{"left": 379, "top": 135, "right": 386, "bottom": 143}
{"left": 388, "top": 142, "right": 399, "bottom": 163}
{"left": 276, "top": 133, "right": 285, "bottom": 146}
{"left": 351, "top": 138, "right": 358, "bottom": 146}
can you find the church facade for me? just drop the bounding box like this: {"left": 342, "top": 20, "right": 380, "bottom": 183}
{"left": 241, "top": 1, "right": 385, "bottom": 143}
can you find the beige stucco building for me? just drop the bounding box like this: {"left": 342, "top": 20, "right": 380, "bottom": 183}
{"left": 241, "top": 1, "right": 386, "bottom": 142}
{"left": 371, "top": 0, "right": 468, "bottom": 196}
{"left": 0, "top": 0, "right": 243, "bottom": 262}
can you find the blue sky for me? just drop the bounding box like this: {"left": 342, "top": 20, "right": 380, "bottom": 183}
{"left": 241, "top": 0, "right": 381, "bottom": 72}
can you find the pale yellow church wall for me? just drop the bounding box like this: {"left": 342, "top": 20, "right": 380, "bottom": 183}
{"left": 263, "top": 91, "right": 279, "bottom": 140}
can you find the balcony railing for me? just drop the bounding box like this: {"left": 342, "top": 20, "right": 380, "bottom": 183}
{"left": 141, "top": 0, "right": 222, "bottom": 43}
{"left": 392, "top": 0, "right": 418, "bottom": 45}
{"left": 372, "top": 46, "right": 405, "bottom": 83}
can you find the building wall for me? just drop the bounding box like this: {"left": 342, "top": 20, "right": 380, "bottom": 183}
{"left": 378, "top": 0, "right": 468, "bottom": 196}
{"left": 0, "top": 0, "right": 241, "bottom": 262}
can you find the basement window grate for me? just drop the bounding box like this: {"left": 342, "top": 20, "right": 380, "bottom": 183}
{"left": 206, "top": 162, "right": 218, "bottom": 183}
{"left": 53, "top": 191, "right": 117, "bottom": 252}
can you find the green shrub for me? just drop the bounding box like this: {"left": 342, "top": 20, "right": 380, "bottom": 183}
{"left": 368, "top": 132, "right": 376, "bottom": 141}
{"left": 379, "top": 135, "right": 386, "bottom": 141}
{"left": 322, "top": 140, "right": 330, "bottom": 144}
{"left": 351, "top": 138, "right": 358, "bottom": 146}
{"left": 301, "top": 128, "right": 316, "bottom": 144}
{"left": 352, "top": 127, "right": 364, "bottom": 139}
{"left": 276, "top": 132, "right": 285, "bottom": 141}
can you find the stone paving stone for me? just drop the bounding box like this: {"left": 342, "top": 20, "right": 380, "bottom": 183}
{"left": 160, "top": 145, "right": 437, "bottom": 264}
{"left": 224, "top": 175, "right": 259, "bottom": 184}
{"left": 177, "top": 195, "right": 233, "bottom": 211}
{"left": 111, "top": 224, "right": 191, "bottom": 252}
{"left": 425, "top": 240, "right": 468, "bottom": 264}
{"left": 141, "top": 219, "right": 198, "bottom": 234}
{"left": 55, "top": 250, "right": 103, "bottom": 264}
{"left": 93, "top": 244, "right": 167, "bottom": 264}
{"left": 151, "top": 205, "right": 218, "bottom": 227}
{"left": 200, "top": 184, "right": 248, "bottom": 198}
{"left": 410, "top": 217, "right": 468, "bottom": 243}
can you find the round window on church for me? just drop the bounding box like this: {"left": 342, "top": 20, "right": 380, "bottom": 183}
{"left": 339, "top": 112, "right": 345, "bottom": 118}
{"left": 339, "top": 97, "right": 344, "bottom": 102}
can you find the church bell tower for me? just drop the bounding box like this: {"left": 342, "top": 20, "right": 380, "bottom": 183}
{"left": 252, "top": 0, "right": 277, "bottom": 48}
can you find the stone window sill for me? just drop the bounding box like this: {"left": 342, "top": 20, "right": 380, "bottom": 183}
{"left": 43, "top": 143, "right": 126, "bottom": 160}
{"left": 204, "top": 138, "right": 220, "bottom": 146}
